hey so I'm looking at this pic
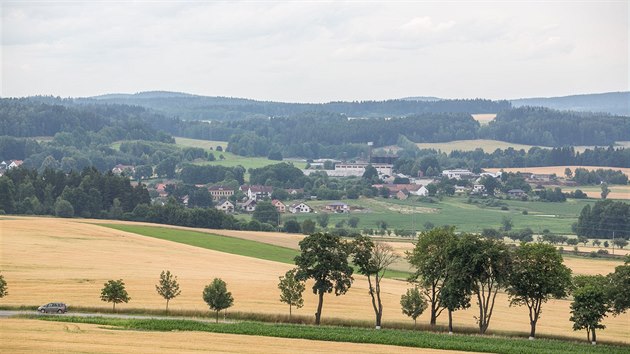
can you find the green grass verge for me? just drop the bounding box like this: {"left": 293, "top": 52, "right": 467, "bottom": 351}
{"left": 100, "top": 224, "right": 299, "bottom": 264}
{"left": 28, "top": 316, "right": 630, "bottom": 354}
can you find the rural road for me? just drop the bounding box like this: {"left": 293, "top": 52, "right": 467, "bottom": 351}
{"left": 0, "top": 310, "right": 208, "bottom": 322}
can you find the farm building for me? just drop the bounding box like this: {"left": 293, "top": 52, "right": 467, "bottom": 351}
{"left": 289, "top": 202, "right": 312, "bottom": 213}
{"left": 208, "top": 185, "right": 235, "bottom": 201}
{"left": 325, "top": 202, "right": 349, "bottom": 213}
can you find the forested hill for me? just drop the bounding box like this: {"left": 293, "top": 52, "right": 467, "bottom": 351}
{"left": 511, "top": 92, "right": 630, "bottom": 116}
{"left": 81, "top": 91, "right": 511, "bottom": 121}
{"left": 480, "top": 107, "right": 630, "bottom": 146}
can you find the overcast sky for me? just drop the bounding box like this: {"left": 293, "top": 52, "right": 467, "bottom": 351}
{"left": 1, "top": 1, "right": 628, "bottom": 102}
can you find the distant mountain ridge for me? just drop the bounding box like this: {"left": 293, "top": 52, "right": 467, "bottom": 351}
{"left": 510, "top": 91, "right": 629, "bottom": 116}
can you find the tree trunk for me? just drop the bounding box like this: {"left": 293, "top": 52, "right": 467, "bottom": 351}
{"left": 215, "top": 310, "right": 219, "bottom": 323}
{"left": 113, "top": 302, "right": 116, "bottom": 312}
{"left": 289, "top": 304, "right": 292, "bottom": 319}
{"left": 315, "top": 290, "right": 324, "bottom": 325}
{"left": 448, "top": 309, "right": 453, "bottom": 334}
{"left": 166, "top": 299, "right": 169, "bottom": 314}
{"left": 591, "top": 327, "right": 597, "bottom": 345}
{"left": 430, "top": 308, "right": 437, "bottom": 326}
{"left": 529, "top": 320, "right": 537, "bottom": 339}
{"left": 414, "top": 318, "right": 417, "bottom": 329}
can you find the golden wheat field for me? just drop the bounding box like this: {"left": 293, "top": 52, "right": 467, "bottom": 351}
{"left": 1, "top": 217, "right": 629, "bottom": 345}
{"left": 3, "top": 318, "right": 470, "bottom": 354}
{"left": 485, "top": 166, "right": 630, "bottom": 178}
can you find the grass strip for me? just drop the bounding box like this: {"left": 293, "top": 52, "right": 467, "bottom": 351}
{"left": 99, "top": 223, "right": 413, "bottom": 280}
{"left": 100, "top": 224, "right": 299, "bottom": 264}
{"left": 28, "top": 316, "right": 630, "bottom": 354}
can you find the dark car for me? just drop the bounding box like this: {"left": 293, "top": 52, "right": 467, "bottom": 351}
{"left": 37, "top": 302, "right": 68, "bottom": 314}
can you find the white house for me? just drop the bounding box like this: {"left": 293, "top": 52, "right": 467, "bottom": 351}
{"left": 8, "top": 160, "right": 23, "bottom": 170}
{"left": 241, "top": 185, "right": 273, "bottom": 201}
{"left": 215, "top": 199, "right": 235, "bottom": 213}
{"left": 289, "top": 202, "right": 312, "bottom": 213}
{"left": 409, "top": 185, "right": 429, "bottom": 197}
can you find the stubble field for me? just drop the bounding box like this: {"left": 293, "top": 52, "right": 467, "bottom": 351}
{"left": 1, "top": 217, "right": 628, "bottom": 348}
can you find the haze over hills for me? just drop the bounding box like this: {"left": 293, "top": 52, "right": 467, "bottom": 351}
{"left": 510, "top": 91, "right": 630, "bottom": 116}
{"left": 80, "top": 90, "right": 630, "bottom": 120}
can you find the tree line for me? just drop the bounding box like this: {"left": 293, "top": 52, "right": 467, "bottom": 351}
{"left": 575, "top": 200, "right": 630, "bottom": 239}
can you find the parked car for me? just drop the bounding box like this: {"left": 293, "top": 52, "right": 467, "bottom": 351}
{"left": 37, "top": 303, "right": 68, "bottom": 314}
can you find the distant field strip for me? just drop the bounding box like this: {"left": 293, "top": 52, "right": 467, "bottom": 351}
{"left": 32, "top": 316, "right": 630, "bottom": 354}
{"left": 416, "top": 139, "right": 538, "bottom": 153}
{"left": 100, "top": 224, "right": 299, "bottom": 264}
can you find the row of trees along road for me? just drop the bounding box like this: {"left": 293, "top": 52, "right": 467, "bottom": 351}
{"left": 98, "top": 272, "right": 233, "bottom": 323}
{"left": 278, "top": 230, "right": 630, "bottom": 342}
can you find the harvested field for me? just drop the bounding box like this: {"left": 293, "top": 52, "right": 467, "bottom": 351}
{"left": 1, "top": 217, "right": 628, "bottom": 343}
{"left": 2, "top": 318, "right": 460, "bottom": 354}
{"left": 416, "top": 139, "right": 537, "bottom": 153}
{"left": 561, "top": 185, "right": 630, "bottom": 200}
{"left": 471, "top": 113, "right": 497, "bottom": 125}
{"left": 485, "top": 166, "right": 630, "bottom": 178}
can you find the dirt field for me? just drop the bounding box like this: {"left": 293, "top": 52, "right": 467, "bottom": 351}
{"left": 471, "top": 114, "right": 496, "bottom": 125}
{"left": 1, "top": 217, "right": 628, "bottom": 344}
{"left": 2, "top": 318, "right": 466, "bottom": 354}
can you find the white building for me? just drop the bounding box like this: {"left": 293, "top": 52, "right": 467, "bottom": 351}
{"left": 441, "top": 169, "right": 474, "bottom": 180}
{"left": 215, "top": 199, "right": 235, "bottom": 213}
{"left": 289, "top": 202, "right": 312, "bottom": 213}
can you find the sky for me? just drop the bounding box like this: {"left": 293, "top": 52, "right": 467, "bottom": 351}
{"left": 1, "top": 1, "right": 628, "bottom": 102}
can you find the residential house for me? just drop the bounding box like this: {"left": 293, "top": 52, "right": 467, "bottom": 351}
{"left": 112, "top": 164, "right": 135, "bottom": 175}
{"left": 410, "top": 185, "right": 429, "bottom": 197}
{"left": 396, "top": 190, "right": 410, "bottom": 200}
{"left": 472, "top": 184, "right": 486, "bottom": 194}
{"left": 208, "top": 185, "right": 235, "bottom": 201}
{"left": 325, "top": 202, "right": 349, "bottom": 213}
{"left": 289, "top": 202, "right": 312, "bottom": 213}
{"left": 242, "top": 199, "right": 257, "bottom": 212}
{"left": 8, "top": 160, "right": 23, "bottom": 170}
{"left": 155, "top": 183, "right": 168, "bottom": 197}
{"left": 271, "top": 199, "right": 286, "bottom": 213}
{"left": 373, "top": 183, "right": 428, "bottom": 197}
{"left": 215, "top": 199, "right": 235, "bottom": 213}
{"left": 507, "top": 189, "right": 527, "bottom": 198}
{"left": 241, "top": 185, "right": 273, "bottom": 201}
{"left": 285, "top": 188, "right": 304, "bottom": 196}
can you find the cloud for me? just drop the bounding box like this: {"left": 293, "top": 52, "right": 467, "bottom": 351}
{"left": 1, "top": 1, "right": 627, "bottom": 101}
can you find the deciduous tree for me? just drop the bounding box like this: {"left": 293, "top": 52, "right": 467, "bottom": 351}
{"left": 570, "top": 275, "right": 610, "bottom": 344}
{"left": 155, "top": 270, "right": 181, "bottom": 313}
{"left": 100, "top": 279, "right": 130, "bottom": 311}
{"left": 294, "top": 233, "right": 353, "bottom": 325}
{"left": 406, "top": 226, "right": 457, "bottom": 326}
{"left": 278, "top": 269, "right": 305, "bottom": 319}
{"left": 352, "top": 236, "right": 400, "bottom": 328}
{"left": 400, "top": 287, "right": 427, "bottom": 329}
{"left": 507, "top": 243, "right": 572, "bottom": 339}
{"left": 202, "top": 278, "right": 234, "bottom": 323}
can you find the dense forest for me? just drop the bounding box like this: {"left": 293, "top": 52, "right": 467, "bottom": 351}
{"left": 480, "top": 107, "right": 630, "bottom": 146}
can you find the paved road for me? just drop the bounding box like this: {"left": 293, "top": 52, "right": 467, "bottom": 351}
{"left": 0, "top": 310, "right": 212, "bottom": 322}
